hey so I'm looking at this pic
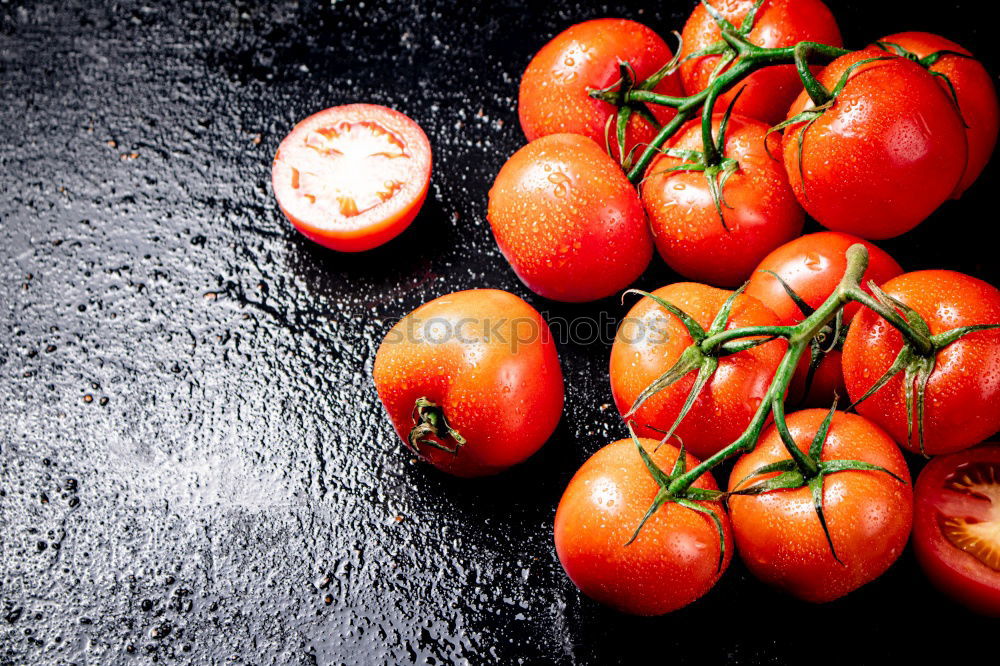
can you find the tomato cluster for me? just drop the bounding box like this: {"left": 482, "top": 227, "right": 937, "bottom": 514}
{"left": 267, "top": 0, "right": 1000, "bottom": 623}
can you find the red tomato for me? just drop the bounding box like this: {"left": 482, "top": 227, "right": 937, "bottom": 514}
{"left": 729, "top": 409, "right": 912, "bottom": 603}
{"left": 782, "top": 52, "right": 967, "bottom": 239}
{"left": 914, "top": 444, "right": 1000, "bottom": 615}
{"left": 745, "top": 232, "right": 903, "bottom": 406}
{"left": 554, "top": 437, "right": 732, "bottom": 615}
{"left": 641, "top": 113, "right": 804, "bottom": 287}
{"left": 610, "top": 283, "right": 786, "bottom": 459}
{"left": 487, "top": 134, "right": 653, "bottom": 302}
{"left": 518, "top": 19, "right": 682, "bottom": 163}
{"left": 372, "top": 289, "right": 563, "bottom": 477}
{"left": 272, "top": 104, "right": 432, "bottom": 252}
{"left": 872, "top": 32, "right": 999, "bottom": 198}
{"left": 746, "top": 232, "right": 903, "bottom": 326}
{"left": 842, "top": 271, "right": 1000, "bottom": 455}
{"left": 679, "top": 0, "right": 842, "bottom": 125}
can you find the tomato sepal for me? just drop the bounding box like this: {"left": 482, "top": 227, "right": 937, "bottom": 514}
{"left": 625, "top": 426, "right": 728, "bottom": 571}
{"left": 408, "top": 396, "right": 467, "bottom": 457}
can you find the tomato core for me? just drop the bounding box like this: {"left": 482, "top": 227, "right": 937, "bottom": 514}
{"left": 938, "top": 462, "right": 1000, "bottom": 571}
{"left": 284, "top": 120, "right": 411, "bottom": 219}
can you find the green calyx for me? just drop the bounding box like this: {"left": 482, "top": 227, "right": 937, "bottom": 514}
{"left": 623, "top": 283, "right": 772, "bottom": 448}
{"left": 847, "top": 283, "right": 1000, "bottom": 456}
{"left": 408, "top": 397, "right": 466, "bottom": 457}
{"left": 730, "top": 399, "right": 907, "bottom": 563}
{"left": 686, "top": 0, "right": 767, "bottom": 81}
{"left": 625, "top": 425, "right": 727, "bottom": 571}
{"left": 767, "top": 55, "right": 894, "bottom": 199}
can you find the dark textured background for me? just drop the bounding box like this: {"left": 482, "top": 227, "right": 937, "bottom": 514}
{"left": 1, "top": 0, "right": 997, "bottom": 663}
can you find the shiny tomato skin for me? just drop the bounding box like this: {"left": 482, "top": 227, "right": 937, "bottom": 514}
{"left": 554, "top": 437, "right": 732, "bottom": 615}
{"left": 679, "top": 0, "right": 842, "bottom": 125}
{"left": 782, "top": 52, "right": 967, "bottom": 239}
{"left": 518, "top": 19, "right": 682, "bottom": 163}
{"left": 610, "top": 283, "right": 786, "bottom": 459}
{"left": 746, "top": 232, "right": 903, "bottom": 327}
{"left": 842, "top": 271, "right": 1000, "bottom": 455}
{"left": 373, "top": 289, "right": 564, "bottom": 477}
{"left": 729, "top": 409, "right": 912, "bottom": 603}
{"left": 914, "top": 444, "right": 1000, "bottom": 615}
{"left": 487, "top": 134, "right": 653, "bottom": 302}
{"left": 641, "top": 114, "right": 804, "bottom": 287}
{"left": 873, "top": 32, "right": 999, "bottom": 198}
{"left": 745, "top": 232, "right": 903, "bottom": 407}
{"left": 272, "top": 104, "right": 432, "bottom": 252}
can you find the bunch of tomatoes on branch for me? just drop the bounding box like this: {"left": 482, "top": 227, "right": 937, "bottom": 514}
{"left": 271, "top": 0, "right": 1000, "bottom": 618}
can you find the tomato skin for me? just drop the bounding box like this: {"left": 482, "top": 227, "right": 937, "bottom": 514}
{"left": 610, "top": 283, "right": 786, "bottom": 459}
{"left": 729, "top": 409, "right": 912, "bottom": 603}
{"left": 272, "top": 104, "right": 432, "bottom": 252}
{"left": 679, "top": 0, "right": 842, "bottom": 125}
{"left": 914, "top": 444, "right": 1000, "bottom": 616}
{"left": 746, "top": 232, "right": 903, "bottom": 327}
{"left": 872, "top": 32, "right": 999, "bottom": 198}
{"left": 487, "top": 134, "right": 653, "bottom": 302}
{"left": 782, "top": 52, "right": 967, "bottom": 239}
{"left": 842, "top": 271, "right": 1000, "bottom": 455}
{"left": 745, "top": 232, "right": 903, "bottom": 407}
{"left": 518, "top": 19, "right": 682, "bottom": 163}
{"left": 641, "top": 114, "right": 804, "bottom": 287}
{"left": 372, "top": 289, "right": 564, "bottom": 477}
{"left": 554, "top": 437, "right": 732, "bottom": 615}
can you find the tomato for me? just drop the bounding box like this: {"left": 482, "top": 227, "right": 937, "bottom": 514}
{"left": 372, "top": 289, "right": 563, "bottom": 477}
{"left": 610, "top": 282, "right": 786, "bottom": 459}
{"left": 641, "top": 113, "right": 804, "bottom": 287}
{"left": 914, "top": 444, "right": 1000, "bottom": 615}
{"left": 487, "top": 134, "right": 653, "bottom": 302}
{"left": 842, "top": 271, "right": 1000, "bottom": 455}
{"left": 679, "top": 0, "right": 842, "bottom": 125}
{"left": 728, "top": 409, "right": 912, "bottom": 603}
{"left": 272, "top": 104, "right": 432, "bottom": 252}
{"left": 745, "top": 232, "right": 903, "bottom": 406}
{"left": 872, "top": 32, "right": 999, "bottom": 198}
{"left": 518, "top": 19, "right": 682, "bottom": 163}
{"left": 554, "top": 437, "right": 732, "bottom": 615}
{"left": 782, "top": 52, "right": 967, "bottom": 239}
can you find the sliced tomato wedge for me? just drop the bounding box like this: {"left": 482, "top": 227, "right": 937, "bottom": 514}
{"left": 272, "top": 104, "right": 432, "bottom": 252}
{"left": 914, "top": 444, "right": 1000, "bottom": 615}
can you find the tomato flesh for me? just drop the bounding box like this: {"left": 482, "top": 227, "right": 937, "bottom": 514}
{"left": 272, "top": 104, "right": 432, "bottom": 252}
{"left": 914, "top": 445, "right": 1000, "bottom": 615}
{"left": 937, "top": 463, "right": 1000, "bottom": 571}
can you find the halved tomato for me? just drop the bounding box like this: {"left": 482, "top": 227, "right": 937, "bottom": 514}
{"left": 914, "top": 444, "right": 1000, "bottom": 615}
{"left": 272, "top": 104, "right": 432, "bottom": 252}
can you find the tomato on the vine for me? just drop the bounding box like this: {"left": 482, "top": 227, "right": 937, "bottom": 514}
{"left": 914, "top": 444, "right": 1000, "bottom": 616}
{"left": 679, "top": 0, "right": 842, "bottom": 125}
{"left": 272, "top": 104, "right": 432, "bottom": 252}
{"left": 781, "top": 52, "right": 967, "bottom": 239}
{"left": 871, "top": 31, "right": 999, "bottom": 199}
{"left": 554, "top": 437, "right": 732, "bottom": 615}
{"left": 518, "top": 19, "right": 682, "bottom": 163}
{"left": 610, "top": 282, "right": 786, "bottom": 459}
{"left": 487, "top": 133, "right": 653, "bottom": 302}
{"left": 745, "top": 232, "right": 903, "bottom": 406}
{"left": 729, "top": 409, "right": 912, "bottom": 603}
{"left": 373, "top": 289, "right": 564, "bottom": 477}
{"left": 842, "top": 270, "right": 1000, "bottom": 455}
{"left": 641, "top": 113, "right": 804, "bottom": 287}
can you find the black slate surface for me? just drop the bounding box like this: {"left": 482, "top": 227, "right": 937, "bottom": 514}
{"left": 1, "top": 0, "right": 998, "bottom": 663}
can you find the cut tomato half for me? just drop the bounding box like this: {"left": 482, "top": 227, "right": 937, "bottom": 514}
{"left": 914, "top": 444, "right": 1000, "bottom": 615}
{"left": 272, "top": 104, "right": 432, "bottom": 252}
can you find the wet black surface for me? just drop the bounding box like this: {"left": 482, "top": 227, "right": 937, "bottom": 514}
{"left": 1, "top": 0, "right": 997, "bottom": 663}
